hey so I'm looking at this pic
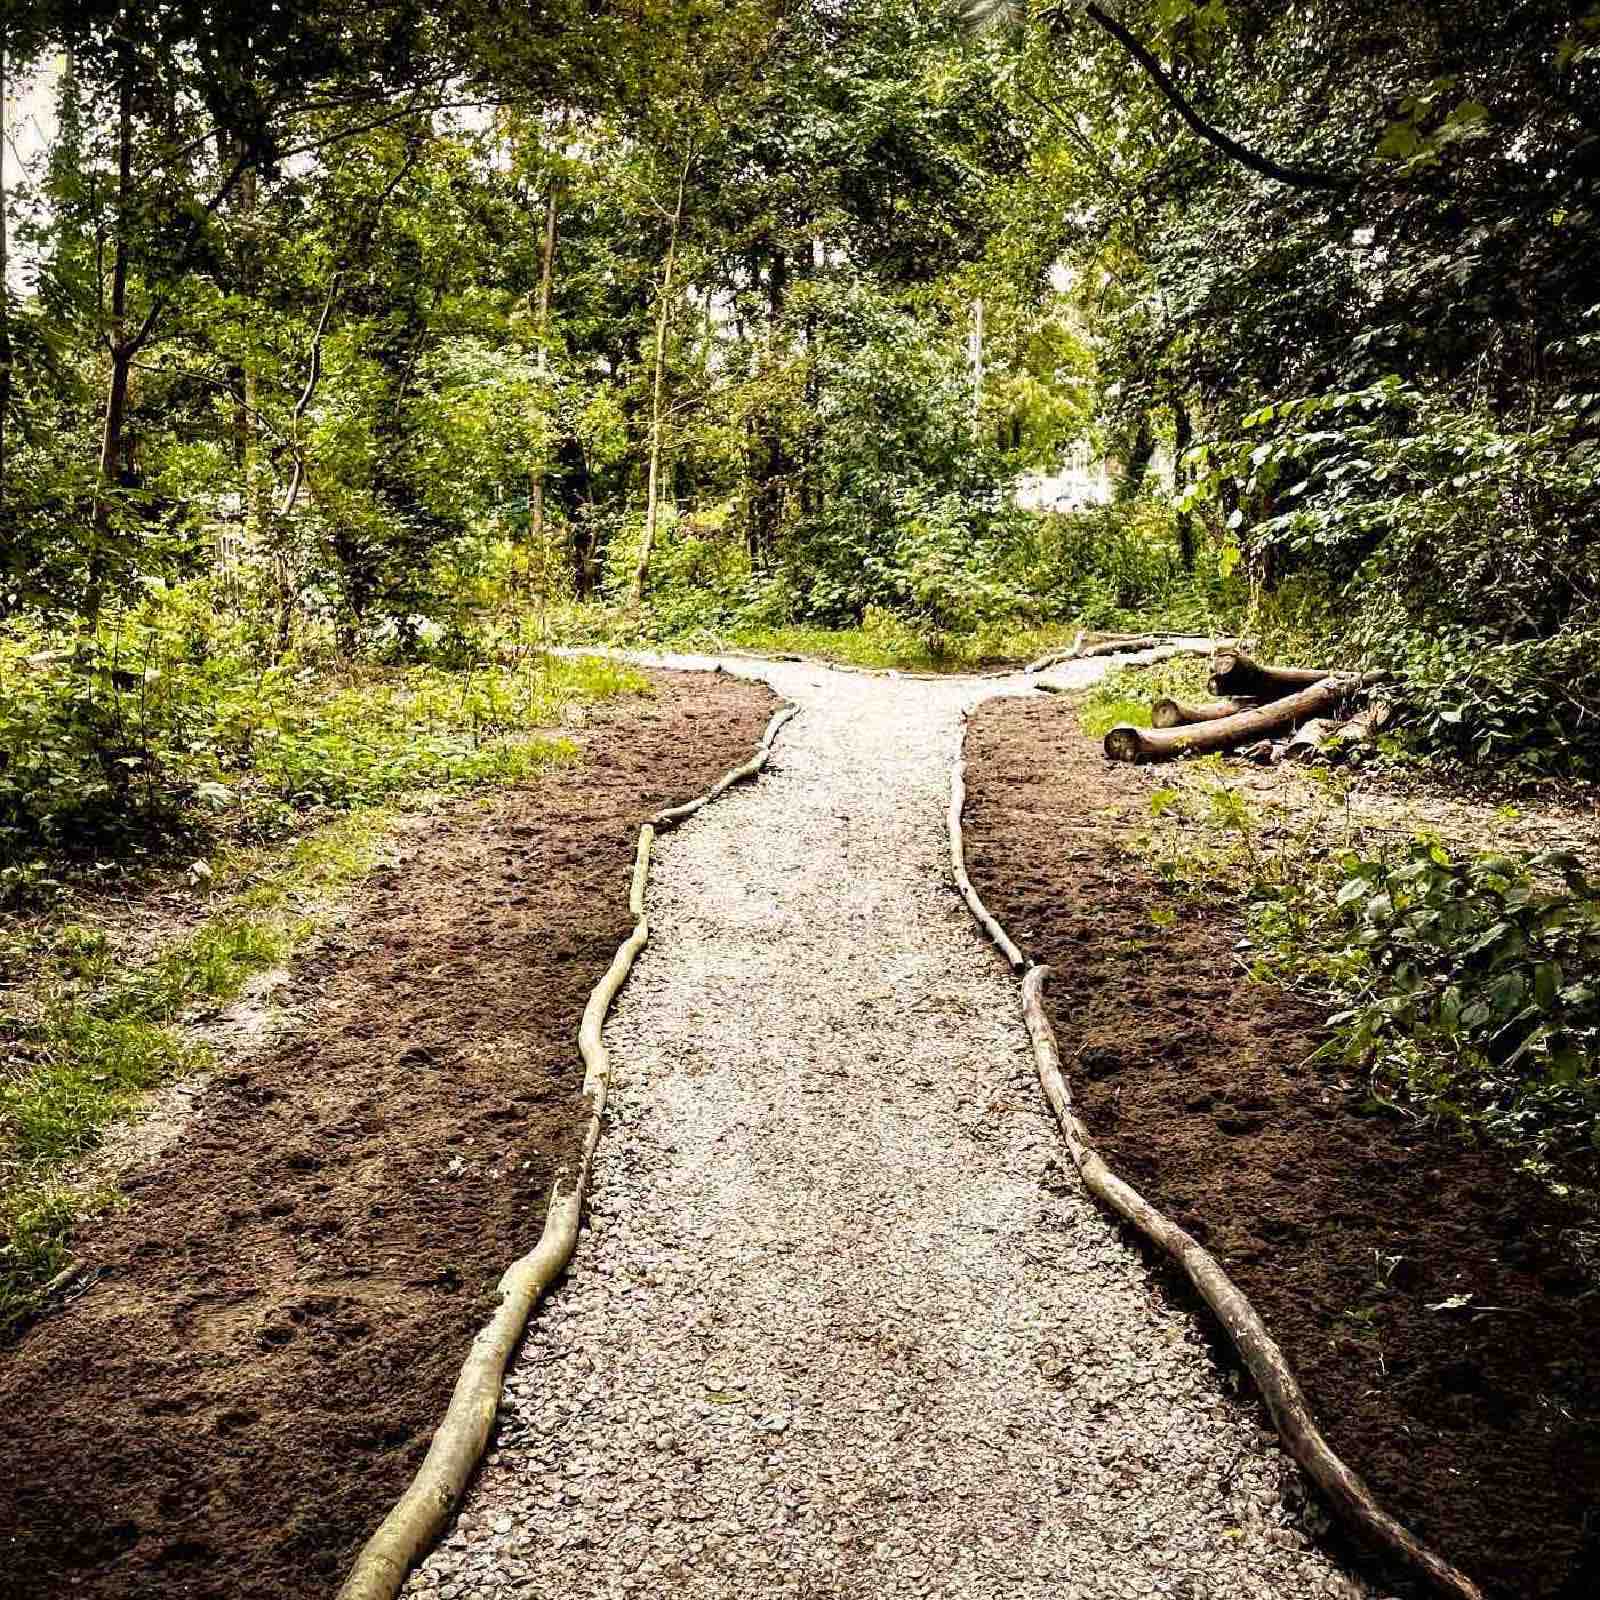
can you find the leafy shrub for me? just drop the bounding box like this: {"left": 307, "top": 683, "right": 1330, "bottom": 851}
{"left": 1191, "top": 381, "right": 1600, "bottom": 774}
{"left": 1259, "top": 838, "right": 1600, "bottom": 1172}
{"left": 998, "top": 501, "right": 1189, "bottom": 624}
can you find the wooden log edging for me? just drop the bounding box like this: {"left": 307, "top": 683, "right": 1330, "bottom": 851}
{"left": 1017, "top": 968, "right": 1485, "bottom": 1600}
{"left": 1024, "top": 632, "right": 1234, "bottom": 675}
{"left": 337, "top": 699, "right": 797, "bottom": 1600}
{"left": 653, "top": 703, "right": 798, "bottom": 829}
{"left": 948, "top": 744, "right": 1026, "bottom": 974}
{"left": 941, "top": 708, "right": 1484, "bottom": 1599}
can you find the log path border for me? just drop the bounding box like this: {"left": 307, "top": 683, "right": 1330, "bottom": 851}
{"left": 947, "top": 708, "right": 1487, "bottom": 1600}
{"left": 336, "top": 698, "right": 796, "bottom": 1600}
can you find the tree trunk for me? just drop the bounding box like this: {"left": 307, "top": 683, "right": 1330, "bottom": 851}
{"left": 271, "top": 273, "right": 339, "bottom": 655}
{"left": 0, "top": 40, "right": 12, "bottom": 491}
{"left": 798, "top": 232, "right": 820, "bottom": 521}
{"left": 1118, "top": 413, "right": 1154, "bottom": 502}
{"left": 1105, "top": 676, "right": 1362, "bottom": 763}
{"left": 969, "top": 296, "right": 984, "bottom": 440}
{"left": 631, "top": 150, "right": 691, "bottom": 609}
{"left": 238, "top": 162, "right": 267, "bottom": 547}
{"left": 530, "top": 170, "right": 559, "bottom": 557}
{"left": 87, "top": 42, "right": 136, "bottom": 624}
{"left": 752, "top": 246, "right": 788, "bottom": 564}
{"left": 1172, "top": 395, "right": 1195, "bottom": 571}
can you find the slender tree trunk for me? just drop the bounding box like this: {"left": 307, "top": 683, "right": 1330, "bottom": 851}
{"left": 1118, "top": 413, "right": 1154, "bottom": 502}
{"left": 529, "top": 170, "right": 559, "bottom": 556}
{"left": 237, "top": 162, "right": 268, "bottom": 551}
{"left": 631, "top": 150, "right": 691, "bottom": 609}
{"left": 1172, "top": 395, "right": 1195, "bottom": 571}
{"left": 753, "top": 247, "right": 788, "bottom": 563}
{"left": 969, "top": 296, "right": 985, "bottom": 440}
{"left": 0, "top": 39, "right": 12, "bottom": 491}
{"left": 270, "top": 273, "right": 338, "bottom": 655}
{"left": 798, "top": 232, "right": 820, "bottom": 521}
{"left": 87, "top": 42, "right": 135, "bottom": 624}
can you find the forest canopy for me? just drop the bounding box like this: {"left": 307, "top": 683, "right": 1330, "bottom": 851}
{"left": 1, "top": 0, "right": 1598, "bottom": 893}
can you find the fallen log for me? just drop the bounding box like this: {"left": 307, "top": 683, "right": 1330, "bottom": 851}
{"left": 1286, "top": 701, "right": 1393, "bottom": 763}
{"left": 1028, "top": 633, "right": 1236, "bottom": 673}
{"left": 1077, "top": 634, "right": 1159, "bottom": 657}
{"left": 1337, "top": 700, "right": 1393, "bottom": 745}
{"left": 943, "top": 702, "right": 1483, "bottom": 1600}
{"left": 653, "top": 703, "right": 798, "bottom": 828}
{"left": 1024, "top": 629, "right": 1087, "bottom": 673}
{"left": 1105, "top": 675, "right": 1360, "bottom": 763}
{"left": 1150, "top": 697, "right": 1254, "bottom": 728}
{"left": 1284, "top": 717, "right": 1339, "bottom": 763}
{"left": 1019, "top": 966, "right": 1486, "bottom": 1600}
{"left": 1209, "top": 649, "right": 1331, "bottom": 700}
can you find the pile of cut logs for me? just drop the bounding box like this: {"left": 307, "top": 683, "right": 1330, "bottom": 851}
{"left": 1102, "top": 649, "right": 1392, "bottom": 765}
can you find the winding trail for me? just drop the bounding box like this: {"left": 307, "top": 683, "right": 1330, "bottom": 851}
{"left": 402, "top": 660, "right": 1365, "bottom": 1600}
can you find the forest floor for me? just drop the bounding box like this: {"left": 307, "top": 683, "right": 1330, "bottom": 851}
{"left": 0, "top": 651, "right": 1594, "bottom": 1600}
{"left": 0, "top": 670, "right": 776, "bottom": 1600}
{"left": 962, "top": 689, "right": 1600, "bottom": 1600}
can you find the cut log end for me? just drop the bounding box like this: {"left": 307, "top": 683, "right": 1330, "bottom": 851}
{"left": 1103, "top": 724, "right": 1148, "bottom": 764}
{"left": 1209, "top": 649, "right": 1331, "bottom": 700}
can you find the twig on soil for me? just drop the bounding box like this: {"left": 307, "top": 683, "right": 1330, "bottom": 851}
{"left": 41, "top": 1262, "right": 83, "bottom": 1299}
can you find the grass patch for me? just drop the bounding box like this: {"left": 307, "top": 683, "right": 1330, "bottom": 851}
{"left": 1076, "top": 656, "right": 1214, "bottom": 738}
{"left": 551, "top": 602, "right": 1099, "bottom": 674}
{"left": 2, "top": 809, "right": 442, "bottom": 1336}
{"left": 0, "top": 648, "right": 643, "bottom": 1336}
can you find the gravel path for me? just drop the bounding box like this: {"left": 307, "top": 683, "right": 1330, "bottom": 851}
{"left": 403, "top": 660, "right": 1368, "bottom": 1600}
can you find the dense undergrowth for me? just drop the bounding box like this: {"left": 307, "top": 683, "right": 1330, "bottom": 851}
{"left": 0, "top": 587, "right": 642, "bottom": 909}
{"left": 555, "top": 496, "right": 1236, "bottom": 668}
{"left": 0, "top": 595, "right": 647, "bottom": 1336}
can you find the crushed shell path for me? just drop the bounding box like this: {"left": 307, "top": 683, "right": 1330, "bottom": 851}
{"left": 403, "top": 657, "right": 1368, "bottom": 1600}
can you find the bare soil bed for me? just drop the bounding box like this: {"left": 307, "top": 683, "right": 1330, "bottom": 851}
{"left": 0, "top": 669, "right": 774, "bottom": 1600}
{"left": 962, "top": 692, "right": 1600, "bottom": 1600}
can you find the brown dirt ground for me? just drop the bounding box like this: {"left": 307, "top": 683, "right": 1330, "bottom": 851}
{"left": 0, "top": 669, "right": 774, "bottom": 1600}
{"left": 962, "top": 694, "right": 1600, "bottom": 1600}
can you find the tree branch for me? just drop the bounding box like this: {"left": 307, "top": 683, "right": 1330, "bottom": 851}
{"left": 1080, "top": 2, "right": 1359, "bottom": 192}
{"left": 124, "top": 150, "right": 252, "bottom": 358}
